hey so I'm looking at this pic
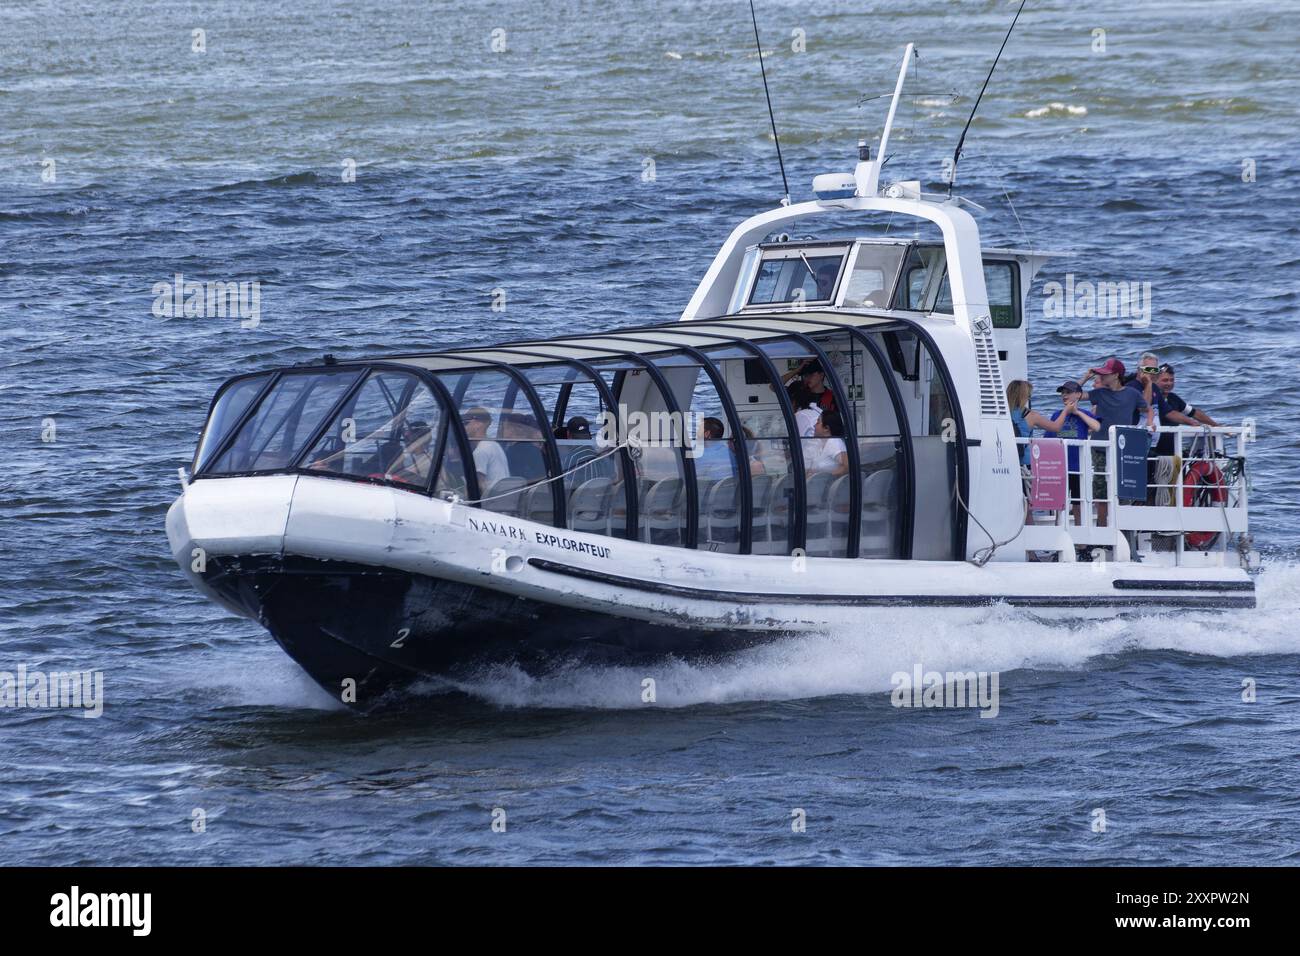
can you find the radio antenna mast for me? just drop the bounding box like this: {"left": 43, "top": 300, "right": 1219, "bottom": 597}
{"left": 747, "top": 0, "right": 790, "bottom": 205}
{"left": 949, "top": 0, "right": 1028, "bottom": 196}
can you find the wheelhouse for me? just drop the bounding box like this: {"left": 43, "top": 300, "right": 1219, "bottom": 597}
{"left": 190, "top": 311, "right": 968, "bottom": 562}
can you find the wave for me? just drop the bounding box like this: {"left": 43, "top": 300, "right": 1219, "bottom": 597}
{"left": 401, "top": 561, "right": 1300, "bottom": 711}
{"left": 1024, "top": 103, "right": 1089, "bottom": 119}
{"left": 209, "top": 171, "right": 321, "bottom": 192}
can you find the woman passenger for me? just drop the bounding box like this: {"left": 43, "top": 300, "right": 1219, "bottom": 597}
{"left": 805, "top": 410, "right": 849, "bottom": 478}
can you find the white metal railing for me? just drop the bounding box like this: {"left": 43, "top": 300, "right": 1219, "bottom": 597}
{"left": 1012, "top": 425, "right": 1252, "bottom": 565}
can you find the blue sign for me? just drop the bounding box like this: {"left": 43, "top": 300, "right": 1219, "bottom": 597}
{"left": 1114, "top": 426, "right": 1150, "bottom": 501}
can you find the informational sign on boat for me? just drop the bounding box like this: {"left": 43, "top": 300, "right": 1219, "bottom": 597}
{"left": 1029, "top": 438, "right": 1067, "bottom": 510}
{"left": 1114, "top": 426, "right": 1150, "bottom": 501}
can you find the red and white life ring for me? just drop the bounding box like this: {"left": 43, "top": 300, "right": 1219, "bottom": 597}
{"left": 1183, "top": 460, "right": 1227, "bottom": 549}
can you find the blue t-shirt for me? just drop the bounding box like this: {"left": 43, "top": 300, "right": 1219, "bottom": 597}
{"left": 693, "top": 441, "right": 736, "bottom": 481}
{"left": 1087, "top": 386, "right": 1148, "bottom": 441}
{"left": 1049, "top": 407, "right": 1094, "bottom": 471}
{"left": 1010, "top": 408, "right": 1031, "bottom": 466}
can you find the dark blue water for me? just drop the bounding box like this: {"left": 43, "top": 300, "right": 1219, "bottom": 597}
{"left": 2, "top": 0, "right": 1298, "bottom": 865}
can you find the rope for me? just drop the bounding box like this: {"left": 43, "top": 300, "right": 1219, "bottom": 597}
{"left": 441, "top": 440, "right": 633, "bottom": 506}
{"left": 953, "top": 480, "right": 1021, "bottom": 567}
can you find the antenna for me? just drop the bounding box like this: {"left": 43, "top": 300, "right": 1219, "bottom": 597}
{"left": 747, "top": 0, "right": 790, "bottom": 205}
{"left": 853, "top": 43, "right": 914, "bottom": 199}
{"left": 948, "top": 0, "right": 1028, "bottom": 196}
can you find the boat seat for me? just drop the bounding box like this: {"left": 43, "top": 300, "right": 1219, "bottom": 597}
{"left": 829, "top": 473, "right": 852, "bottom": 539}
{"left": 860, "top": 468, "right": 897, "bottom": 558}
{"left": 767, "top": 472, "right": 795, "bottom": 555}
{"left": 522, "top": 481, "right": 555, "bottom": 526}
{"left": 640, "top": 477, "right": 684, "bottom": 546}
{"left": 804, "top": 471, "right": 836, "bottom": 555}
{"left": 748, "top": 473, "right": 776, "bottom": 553}
{"left": 701, "top": 475, "right": 739, "bottom": 546}
{"left": 483, "top": 476, "right": 529, "bottom": 517}
{"left": 606, "top": 480, "right": 631, "bottom": 538}
{"left": 570, "top": 477, "right": 615, "bottom": 536}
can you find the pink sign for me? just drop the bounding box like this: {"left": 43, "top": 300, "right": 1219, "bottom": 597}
{"left": 1030, "top": 438, "right": 1067, "bottom": 510}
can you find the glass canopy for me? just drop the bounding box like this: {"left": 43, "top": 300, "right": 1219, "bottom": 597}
{"left": 191, "top": 311, "right": 966, "bottom": 561}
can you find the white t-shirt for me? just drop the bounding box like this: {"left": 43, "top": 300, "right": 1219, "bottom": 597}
{"left": 806, "top": 437, "right": 847, "bottom": 473}
{"left": 795, "top": 405, "right": 821, "bottom": 438}
{"left": 473, "top": 440, "right": 510, "bottom": 488}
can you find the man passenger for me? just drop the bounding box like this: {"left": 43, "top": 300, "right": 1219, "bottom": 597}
{"left": 462, "top": 407, "right": 510, "bottom": 490}
{"left": 1078, "top": 357, "right": 1151, "bottom": 526}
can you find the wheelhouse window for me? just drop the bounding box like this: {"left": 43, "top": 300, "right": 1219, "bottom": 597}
{"left": 982, "top": 260, "right": 1019, "bottom": 328}
{"left": 747, "top": 249, "right": 847, "bottom": 307}
{"left": 840, "top": 244, "right": 906, "bottom": 310}
{"left": 896, "top": 246, "right": 946, "bottom": 311}
{"left": 931, "top": 260, "right": 1020, "bottom": 327}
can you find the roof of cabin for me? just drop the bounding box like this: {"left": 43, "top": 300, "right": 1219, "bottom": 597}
{"left": 384, "top": 310, "right": 909, "bottom": 372}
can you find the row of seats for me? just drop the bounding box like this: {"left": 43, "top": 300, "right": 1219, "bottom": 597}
{"left": 479, "top": 468, "right": 898, "bottom": 557}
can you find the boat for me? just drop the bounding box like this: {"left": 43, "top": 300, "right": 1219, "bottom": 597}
{"left": 165, "top": 45, "right": 1257, "bottom": 706}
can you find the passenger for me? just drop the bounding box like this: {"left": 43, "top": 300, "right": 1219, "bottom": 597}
{"left": 814, "top": 263, "right": 839, "bottom": 301}
{"left": 1125, "top": 352, "right": 1197, "bottom": 448}
{"left": 693, "top": 417, "right": 736, "bottom": 480}
{"left": 566, "top": 416, "right": 593, "bottom": 440}
{"left": 1157, "top": 364, "right": 1217, "bottom": 426}
{"left": 461, "top": 407, "right": 510, "bottom": 489}
{"left": 1047, "top": 381, "right": 1100, "bottom": 522}
{"left": 1005, "top": 380, "right": 1086, "bottom": 467}
{"left": 1121, "top": 352, "right": 1162, "bottom": 410}
{"left": 500, "top": 413, "right": 548, "bottom": 481}
{"left": 782, "top": 358, "right": 836, "bottom": 414}
{"left": 1155, "top": 363, "right": 1218, "bottom": 456}
{"left": 560, "top": 415, "right": 614, "bottom": 486}
{"left": 384, "top": 419, "right": 435, "bottom": 485}
{"left": 795, "top": 402, "right": 822, "bottom": 438}
{"left": 805, "top": 409, "right": 849, "bottom": 477}
{"left": 1078, "top": 358, "right": 1153, "bottom": 526}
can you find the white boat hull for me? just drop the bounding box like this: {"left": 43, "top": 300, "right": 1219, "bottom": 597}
{"left": 166, "top": 475, "right": 1255, "bottom": 705}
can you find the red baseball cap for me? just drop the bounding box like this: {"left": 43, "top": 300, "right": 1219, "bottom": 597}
{"left": 1090, "top": 357, "right": 1125, "bottom": 377}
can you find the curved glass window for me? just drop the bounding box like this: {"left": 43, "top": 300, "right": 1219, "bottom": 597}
{"left": 193, "top": 373, "right": 271, "bottom": 472}
{"left": 548, "top": 370, "right": 628, "bottom": 540}
{"left": 696, "top": 341, "right": 804, "bottom": 555}
{"left": 872, "top": 329, "right": 960, "bottom": 560}
{"left": 207, "top": 370, "right": 359, "bottom": 475}
{"left": 662, "top": 361, "right": 739, "bottom": 554}
{"left": 301, "top": 371, "right": 445, "bottom": 490}
{"left": 584, "top": 357, "right": 692, "bottom": 547}
{"left": 438, "top": 369, "right": 553, "bottom": 521}
{"left": 814, "top": 331, "right": 904, "bottom": 559}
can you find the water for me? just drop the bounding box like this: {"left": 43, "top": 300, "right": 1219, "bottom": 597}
{"left": 2, "top": 0, "right": 1299, "bottom": 865}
